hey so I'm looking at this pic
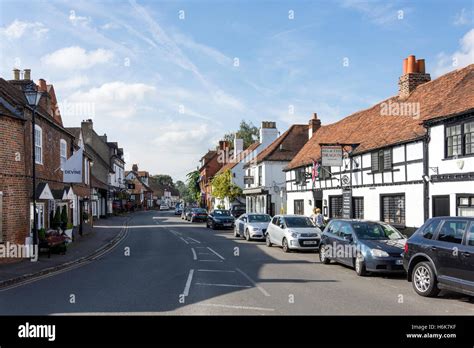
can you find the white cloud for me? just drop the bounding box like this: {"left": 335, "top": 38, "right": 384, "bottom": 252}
{"left": 69, "top": 10, "right": 91, "bottom": 26}
{"left": 434, "top": 29, "right": 474, "bottom": 76}
{"left": 54, "top": 75, "right": 90, "bottom": 91}
{"left": 339, "top": 0, "right": 410, "bottom": 26}
{"left": 65, "top": 81, "right": 156, "bottom": 121}
{"left": 0, "top": 20, "right": 48, "bottom": 40}
{"left": 453, "top": 8, "right": 471, "bottom": 26}
{"left": 41, "top": 46, "right": 114, "bottom": 70}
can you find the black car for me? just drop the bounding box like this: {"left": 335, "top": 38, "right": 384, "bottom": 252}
{"left": 207, "top": 209, "right": 235, "bottom": 230}
{"left": 230, "top": 205, "right": 246, "bottom": 218}
{"left": 403, "top": 216, "right": 474, "bottom": 297}
{"left": 319, "top": 219, "right": 407, "bottom": 276}
{"left": 187, "top": 208, "right": 208, "bottom": 222}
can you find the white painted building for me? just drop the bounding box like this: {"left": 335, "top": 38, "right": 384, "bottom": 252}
{"left": 285, "top": 58, "right": 473, "bottom": 233}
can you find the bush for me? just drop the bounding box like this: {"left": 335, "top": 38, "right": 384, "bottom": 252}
{"left": 61, "top": 206, "right": 68, "bottom": 230}
{"left": 38, "top": 228, "right": 46, "bottom": 240}
{"left": 52, "top": 206, "right": 61, "bottom": 230}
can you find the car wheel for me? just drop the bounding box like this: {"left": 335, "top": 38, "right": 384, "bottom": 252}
{"left": 245, "top": 229, "right": 251, "bottom": 241}
{"left": 211, "top": 222, "right": 216, "bottom": 230}
{"left": 354, "top": 255, "right": 367, "bottom": 276}
{"left": 266, "top": 235, "right": 272, "bottom": 247}
{"left": 319, "top": 244, "right": 331, "bottom": 264}
{"left": 282, "top": 238, "right": 290, "bottom": 253}
{"left": 412, "top": 261, "right": 440, "bottom": 297}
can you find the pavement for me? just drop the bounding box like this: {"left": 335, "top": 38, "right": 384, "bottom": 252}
{"left": 0, "top": 209, "right": 472, "bottom": 315}
{"left": 0, "top": 214, "right": 129, "bottom": 289}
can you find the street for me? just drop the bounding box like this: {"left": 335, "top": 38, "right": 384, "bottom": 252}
{"left": 0, "top": 210, "right": 472, "bottom": 315}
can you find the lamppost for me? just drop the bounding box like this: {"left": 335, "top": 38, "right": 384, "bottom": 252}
{"left": 24, "top": 87, "right": 42, "bottom": 248}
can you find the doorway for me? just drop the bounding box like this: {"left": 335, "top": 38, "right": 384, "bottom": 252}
{"left": 432, "top": 195, "right": 450, "bottom": 217}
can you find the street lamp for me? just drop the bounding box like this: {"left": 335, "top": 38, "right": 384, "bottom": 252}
{"left": 25, "top": 87, "right": 42, "bottom": 249}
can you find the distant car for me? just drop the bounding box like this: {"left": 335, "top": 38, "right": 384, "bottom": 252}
{"left": 207, "top": 210, "right": 235, "bottom": 230}
{"left": 266, "top": 215, "right": 321, "bottom": 252}
{"left": 319, "top": 219, "right": 406, "bottom": 276}
{"left": 403, "top": 217, "right": 474, "bottom": 297}
{"left": 181, "top": 207, "right": 191, "bottom": 220}
{"left": 187, "top": 208, "right": 208, "bottom": 222}
{"left": 234, "top": 213, "right": 271, "bottom": 241}
{"left": 160, "top": 204, "right": 169, "bottom": 211}
{"left": 230, "top": 205, "right": 246, "bottom": 218}
{"left": 174, "top": 205, "right": 183, "bottom": 215}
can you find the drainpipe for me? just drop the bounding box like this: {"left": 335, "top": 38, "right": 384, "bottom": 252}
{"left": 422, "top": 129, "right": 430, "bottom": 222}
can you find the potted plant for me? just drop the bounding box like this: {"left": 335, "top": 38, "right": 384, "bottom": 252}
{"left": 38, "top": 227, "right": 46, "bottom": 241}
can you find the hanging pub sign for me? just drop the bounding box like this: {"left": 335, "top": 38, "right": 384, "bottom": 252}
{"left": 63, "top": 148, "right": 83, "bottom": 183}
{"left": 321, "top": 145, "right": 343, "bottom": 167}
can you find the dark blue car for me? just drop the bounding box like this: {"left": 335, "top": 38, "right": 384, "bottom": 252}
{"left": 319, "top": 219, "right": 407, "bottom": 276}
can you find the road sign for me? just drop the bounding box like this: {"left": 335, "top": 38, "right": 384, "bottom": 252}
{"left": 321, "top": 145, "right": 343, "bottom": 167}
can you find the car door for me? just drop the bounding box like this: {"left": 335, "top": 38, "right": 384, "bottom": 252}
{"left": 239, "top": 215, "right": 247, "bottom": 234}
{"left": 324, "top": 220, "right": 342, "bottom": 261}
{"left": 433, "top": 219, "right": 468, "bottom": 288}
{"left": 270, "top": 217, "right": 283, "bottom": 245}
{"left": 336, "top": 222, "right": 355, "bottom": 266}
{"left": 459, "top": 221, "right": 474, "bottom": 293}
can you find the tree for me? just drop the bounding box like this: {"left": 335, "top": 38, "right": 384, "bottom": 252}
{"left": 223, "top": 120, "right": 259, "bottom": 150}
{"left": 186, "top": 170, "right": 201, "bottom": 203}
{"left": 211, "top": 169, "right": 242, "bottom": 205}
{"left": 151, "top": 174, "right": 174, "bottom": 188}
{"left": 175, "top": 180, "right": 192, "bottom": 203}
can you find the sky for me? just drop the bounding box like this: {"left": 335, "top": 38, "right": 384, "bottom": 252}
{"left": 0, "top": 0, "right": 473, "bottom": 181}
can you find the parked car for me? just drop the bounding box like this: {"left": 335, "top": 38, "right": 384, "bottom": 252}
{"left": 266, "top": 215, "right": 321, "bottom": 252}
{"left": 160, "top": 204, "right": 169, "bottom": 211}
{"left": 187, "top": 208, "right": 208, "bottom": 222}
{"left": 403, "top": 217, "right": 474, "bottom": 297}
{"left": 207, "top": 209, "right": 235, "bottom": 229}
{"left": 234, "top": 213, "right": 271, "bottom": 241}
{"left": 319, "top": 219, "right": 407, "bottom": 276}
{"left": 181, "top": 207, "right": 191, "bottom": 220}
{"left": 230, "top": 205, "right": 246, "bottom": 218}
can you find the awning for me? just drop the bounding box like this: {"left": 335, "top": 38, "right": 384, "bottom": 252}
{"left": 35, "top": 183, "right": 54, "bottom": 200}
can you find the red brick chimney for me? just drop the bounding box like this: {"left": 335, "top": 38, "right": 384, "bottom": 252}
{"left": 398, "top": 55, "right": 431, "bottom": 99}
{"left": 308, "top": 112, "right": 321, "bottom": 139}
{"left": 132, "top": 164, "right": 138, "bottom": 172}
{"left": 37, "top": 78, "right": 47, "bottom": 92}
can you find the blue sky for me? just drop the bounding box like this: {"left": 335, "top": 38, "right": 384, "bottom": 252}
{"left": 0, "top": 0, "right": 472, "bottom": 180}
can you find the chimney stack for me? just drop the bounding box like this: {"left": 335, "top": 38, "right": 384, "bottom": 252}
{"left": 259, "top": 121, "right": 279, "bottom": 148}
{"left": 398, "top": 55, "right": 431, "bottom": 99}
{"left": 132, "top": 164, "right": 138, "bottom": 172}
{"left": 23, "top": 69, "right": 31, "bottom": 80}
{"left": 234, "top": 135, "right": 244, "bottom": 160}
{"left": 308, "top": 112, "right": 321, "bottom": 139}
{"left": 13, "top": 69, "right": 20, "bottom": 80}
{"left": 37, "top": 78, "right": 47, "bottom": 92}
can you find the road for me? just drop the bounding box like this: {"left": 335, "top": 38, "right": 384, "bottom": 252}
{"left": 0, "top": 210, "right": 473, "bottom": 315}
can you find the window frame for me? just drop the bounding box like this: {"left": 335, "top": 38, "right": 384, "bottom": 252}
{"left": 444, "top": 117, "right": 474, "bottom": 159}
{"left": 371, "top": 148, "right": 392, "bottom": 172}
{"left": 293, "top": 199, "right": 304, "bottom": 215}
{"left": 60, "top": 139, "right": 67, "bottom": 169}
{"left": 380, "top": 193, "right": 406, "bottom": 227}
{"left": 34, "top": 124, "right": 43, "bottom": 165}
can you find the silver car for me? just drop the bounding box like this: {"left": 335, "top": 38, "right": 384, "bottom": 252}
{"left": 234, "top": 213, "right": 272, "bottom": 241}
{"left": 266, "top": 215, "right": 322, "bottom": 252}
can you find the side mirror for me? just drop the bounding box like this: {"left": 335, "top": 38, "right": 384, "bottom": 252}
{"left": 279, "top": 224, "right": 285, "bottom": 229}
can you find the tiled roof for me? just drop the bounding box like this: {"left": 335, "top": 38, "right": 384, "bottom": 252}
{"left": 216, "top": 142, "right": 260, "bottom": 174}
{"left": 249, "top": 124, "right": 308, "bottom": 166}
{"left": 286, "top": 64, "right": 474, "bottom": 170}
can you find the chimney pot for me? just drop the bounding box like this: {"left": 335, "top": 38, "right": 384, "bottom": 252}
{"left": 402, "top": 58, "right": 408, "bottom": 74}
{"left": 23, "top": 69, "right": 31, "bottom": 80}
{"left": 13, "top": 69, "right": 20, "bottom": 80}
{"left": 417, "top": 59, "right": 425, "bottom": 74}
{"left": 406, "top": 55, "right": 417, "bottom": 74}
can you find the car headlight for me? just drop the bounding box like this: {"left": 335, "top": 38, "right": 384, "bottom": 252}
{"left": 371, "top": 249, "right": 389, "bottom": 257}
{"left": 251, "top": 227, "right": 261, "bottom": 231}
{"left": 290, "top": 232, "right": 299, "bottom": 238}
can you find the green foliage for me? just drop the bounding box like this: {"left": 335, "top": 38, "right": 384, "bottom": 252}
{"left": 186, "top": 170, "right": 201, "bottom": 203}
{"left": 66, "top": 222, "right": 74, "bottom": 229}
{"left": 151, "top": 174, "right": 174, "bottom": 188}
{"left": 38, "top": 228, "right": 46, "bottom": 240}
{"left": 52, "top": 206, "right": 61, "bottom": 229}
{"left": 61, "top": 206, "right": 68, "bottom": 225}
{"left": 223, "top": 120, "right": 259, "bottom": 149}
{"left": 211, "top": 169, "right": 242, "bottom": 202}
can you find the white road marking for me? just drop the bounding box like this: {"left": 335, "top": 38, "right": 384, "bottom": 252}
{"left": 236, "top": 268, "right": 270, "bottom": 297}
{"left": 195, "top": 282, "right": 251, "bottom": 288}
{"left": 198, "top": 260, "right": 223, "bottom": 262}
{"left": 186, "top": 237, "right": 201, "bottom": 244}
{"left": 183, "top": 269, "right": 194, "bottom": 297}
{"left": 179, "top": 237, "right": 189, "bottom": 245}
{"left": 197, "top": 269, "right": 235, "bottom": 273}
{"left": 206, "top": 247, "right": 225, "bottom": 260}
{"left": 198, "top": 252, "right": 212, "bottom": 255}
{"left": 196, "top": 303, "right": 275, "bottom": 312}
{"left": 93, "top": 225, "right": 126, "bottom": 229}
{"left": 122, "top": 225, "right": 161, "bottom": 228}
{"left": 191, "top": 248, "right": 197, "bottom": 260}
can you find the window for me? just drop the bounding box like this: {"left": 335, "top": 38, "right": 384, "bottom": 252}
{"left": 294, "top": 199, "right": 304, "bottom": 215}
{"left": 457, "top": 195, "right": 474, "bottom": 217}
{"left": 84, "top": 159, "right": 90, "bottom": 185}
{"left": 339, "top": 222, "right": 353, "bottom": 239}
{"left": 371, "top": 149, "right": 392, "bottom": 172}
{"left": 352, "top": 197, "right": 364, "bottom": 219}
{"left": 295, "top": 168, "right": 307, "bottom": 185}
{"left": 468, "top": 223, "right": 474, "bottom": 246}
{"left": 271, "top": 216, "right": 279, "bottom": 225}
{"left": 327, "top": 221, "right": 342, "bottom": 235}
{"left": 34, "top": 125, "right": 43, "bottom": 164}
{"left": 258, "top": 165, "right": 262, "bottom": 186}
{"left": 29, "top": 203, "right": 45, "bottom": 230}
{"left": 60, "top": 139, "right": 67, "bottom": 169}
{"left": 329, "top": 196, "right": 343, "bottom": 219}
{"left": 446, "top": 120, "right": 474, "bottom": 157}
{"left": 437, "top": 220, "right": 467, "bottom": 244}
{"left": 381, "top": 194, "right": 405, "bottom": 226}
{"left": 420, "top": 219, "right": 441, "bottom": 239}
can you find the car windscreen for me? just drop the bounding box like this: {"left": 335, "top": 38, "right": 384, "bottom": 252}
{"left": 214, "top": 210, "right": 230, "bottom": 216}
{"left": 285, "top": 217, "right": 315, "bottom": 228}
{"left": 248, "top": 215, "right": 271, "bottom": 222}
{"left": 352, "top": 222, "right": 404, "bottom": 240}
